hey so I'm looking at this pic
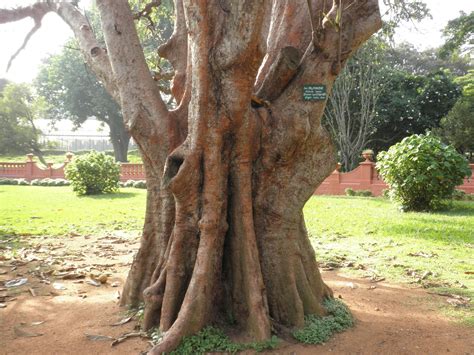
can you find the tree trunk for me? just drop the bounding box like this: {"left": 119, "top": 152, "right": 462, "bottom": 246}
{"left": 113, "top": 1, "right": 382, "bottom": 353}
{"left": 109, "top": 117, "right": 131, "bottom": 162}
{"left": 0, "top": 1, "right": 382, "bottom": 353}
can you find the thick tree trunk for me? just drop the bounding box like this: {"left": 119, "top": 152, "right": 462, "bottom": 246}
{"left": 0, "top": 1, "right": 382, "bottom": 353}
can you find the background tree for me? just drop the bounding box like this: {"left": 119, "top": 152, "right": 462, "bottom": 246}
{"left": 1, "top": 1, "right": 424, "bottom": 353}
{"left": 0, "top": 82, "right": 46, "bottom": 162}
{"left": 324, "top": 37, "right": 388, "bottom": 171}
{"left": 35, "top": 3, "right": 174, "bottom": 162}
{"left": 371, "top": 65, "right": 462, "bottom": 152}
{"left": 439, "top": 11, "right": 474, "bottom": 59}
{"left": 36, "top": 42, "right": 130, "bottom": 162}
{"left": 434, "top": 70, "right": 474, "bottom": 159}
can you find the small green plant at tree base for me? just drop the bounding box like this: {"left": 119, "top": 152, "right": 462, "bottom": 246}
{"left": 376, "top": 133, "right": 471, "bottom": 211}
{"left": 148, "top": 326, "right": 279, "bottom": 355}
{"left": 292, "top": 298, "right": 354, "bottom": 344}
{"left": 65, "top": 151, "right": 120, "bottom": 195}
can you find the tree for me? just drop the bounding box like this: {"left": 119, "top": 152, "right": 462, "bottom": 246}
{"left": 324, "top": 37, "right": 388, "bottom": 171}
{"left": 0, "top": 82, "right": 46, "bottom": 162}
{"left": 0, "top": 1, "right": 384, "bottom": 353}
{"left": 371, "top": 68, "right": 461, "bottom": 152}
{"left": 439, "top": 11, "right": 474, "bottom": 59}
{"left": 36, "top": 42, "right": 131, "bottom": 162}
{"left": 434, "top": 70, "right": 474, "bottom": 158}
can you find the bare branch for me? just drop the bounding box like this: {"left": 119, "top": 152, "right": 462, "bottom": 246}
{"left": 7, "top": 19, "right": 42, "bottom": 71}
{"left": 133, "top": 0, "right": 161, "bottom": 21}
{"left": 0, "top": 3, "right": 52, "bottom": 71}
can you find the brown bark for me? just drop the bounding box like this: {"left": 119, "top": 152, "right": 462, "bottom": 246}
{"left": 0, "top": 0, "right": 382, "bottom": 353}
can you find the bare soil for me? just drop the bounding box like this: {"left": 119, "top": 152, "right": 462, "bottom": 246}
{"left": 1, "top": 233, "right": 472, "bottom": 355}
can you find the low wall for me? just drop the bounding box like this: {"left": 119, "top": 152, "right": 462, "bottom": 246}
{"left": 315, "top": 160, "right": 474, "bottom": 196}
{"left": 1, "top": 155, "right": 472, "bottom": 195}
{"left": 0, "top": 154, "right": 145, "bottom": 182}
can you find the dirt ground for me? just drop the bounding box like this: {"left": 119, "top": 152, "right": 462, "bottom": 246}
{"left": 1, "top": 232, "right": 473, "bottom": 355}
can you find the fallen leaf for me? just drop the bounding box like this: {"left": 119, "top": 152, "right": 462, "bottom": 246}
{"left": 58, "top": 272, "right": 85, "bottom": 280}
{"left": 4, "top": 278, "right": 28, "bottom": 288}
{"left": 371, "top": 277, "right": 385, "bottom": 283}
{"left": 52, "top": 283, "right": 67, "bottom": 290}
{"left": 85, "top": 333, "right": 114, "bottom": 341}
{"left": 111, "top": 332, "right": 147, "bottom": 346}
{"left": 14, "top": 326, "right": 43, "bottom": 338}
{"left": 97, "top": 274, "right": 108, "bottom": 284}
{"left": 421, "top": 271, "right": 432, "bottom": 280}
{"left": 465, "top": 271, "right": 474, "bottom": 275}
{"left": 446, "top": 297, "right": 470, "bottom": 307}
{"left": 86, "top": 279, "right": 101, "bottom": 287}
{"left": 408, "top": 251, "right": 438, "bottom": 258}
{"left": 111, "top": 315, "right": 134, "bottom": 327}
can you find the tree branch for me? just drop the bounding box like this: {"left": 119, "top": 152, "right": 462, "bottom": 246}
{"left": 7, "top": 19, "right": 41, "bottom": 71}
{"left": 96, "top": 0, "right": 169, "bottom": 134}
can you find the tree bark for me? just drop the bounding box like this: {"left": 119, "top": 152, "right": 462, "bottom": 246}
{"left": 0, "top": 0, "right": 382, "bottom": 353}
{"left": 108, "top": 117, "right": 131, "bottom": 162}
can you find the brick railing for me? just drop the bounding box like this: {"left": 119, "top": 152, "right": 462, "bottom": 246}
{"left": 0, "top": 153, "right": 145, "bottom": 182}
{"left": 1, "top": 155, "right": 472, "bottom": 195}
{"left": 314, "top": 159, "right": 474, "bottom": 196}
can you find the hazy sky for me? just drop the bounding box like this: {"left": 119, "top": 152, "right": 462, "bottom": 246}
{"left": 0, "top": 0, "right": 472, "bottom": 83}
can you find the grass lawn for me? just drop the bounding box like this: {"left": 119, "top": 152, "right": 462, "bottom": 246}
{"left": 1, "top": 186, "right": 472, "bottom": 323}
{"left": 0, "top": 186, "right": 146, "bottom": 236}
{"left": 305, "top": 196, "right": 474, "bottom": 324}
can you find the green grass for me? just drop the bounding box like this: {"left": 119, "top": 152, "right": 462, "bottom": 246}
{"left": 0, "top": 186, "right": 146, "bottom": 236}
{"left": 0, "top": 187, "right": 472, "bottom": 323}
{"left": 304, "top": 196, "right": 474, "bottom": 324}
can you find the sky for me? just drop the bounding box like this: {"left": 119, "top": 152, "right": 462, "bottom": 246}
{"left": 0, "top": 0, "right": 472, "bottom": 84}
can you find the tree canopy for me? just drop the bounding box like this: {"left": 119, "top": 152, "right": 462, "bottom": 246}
{"left": 0, "top": 82, "right": 45, "bottom": 160}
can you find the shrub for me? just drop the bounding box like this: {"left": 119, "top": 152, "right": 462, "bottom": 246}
{"left": 452, "top": 189, "right": 466, "bottom": 200}
{"left": 377, "top": 133, "right": 472, "bottom": 211}
{"left": 65, "top": 151, "right": 120, "bottom": 195}
{"left": 0, "top": 178, "right": 17, "bottom": 185}
{"left": 345, "top": 188, "right": 356, "bottom": 196}
{"left": 345, "top": 188, "right": 372, "bottom": 197}
{"left": 123, "top": 180, "right": 135, "bottom": 188}
{"left": 17, "top": 178, "right": 29, "bottom": 185}
{"left": 133, "top": 180, "right": 147, "bottom": 189}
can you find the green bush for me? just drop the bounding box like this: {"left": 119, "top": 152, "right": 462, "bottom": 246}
{"left": 0, "top": 178, "right": 17, "bottom": 185}
{"left": 65, "top": 151, "right": 120, "bottom": 195}
{"left": 345, "top": 188, "right": 356, "bottom": 196}
{"left": 345, "top": 188, "right": 373, "bottom": 197}
{"left": 133, "top": 180, "right": 147, "bottom": 189}
{"left": 377, "top": 133, "right": 471, "bottom": 211}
